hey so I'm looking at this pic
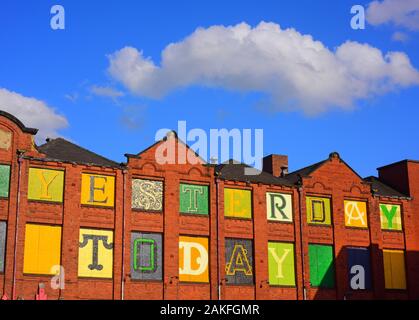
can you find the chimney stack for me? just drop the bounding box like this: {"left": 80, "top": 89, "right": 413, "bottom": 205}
{"left": 263, "top": 154, "right": 288, "bottom": 177}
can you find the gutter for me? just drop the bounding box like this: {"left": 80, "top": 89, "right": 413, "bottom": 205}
{"left": 121, "top": 169, "right": 127, "bottom": 300}
{"left": 12, "top": 150, "right": 24, "bottom": 300}
{"left": 297, "top": 181, "right": 307, "bottom": 300}
{"left": 216, "top": 177, "right": 221, "bottom": 300}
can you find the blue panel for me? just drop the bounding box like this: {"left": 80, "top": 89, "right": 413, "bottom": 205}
{"left": 0, "top": 221, "right": 6, "bottom": 273}
{"left": 347, "top": 247, "right": 372, "bottom": 290}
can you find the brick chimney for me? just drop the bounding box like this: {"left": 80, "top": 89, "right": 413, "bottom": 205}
{"left": 263, "top": 154, "right": 288, "bottom": 177}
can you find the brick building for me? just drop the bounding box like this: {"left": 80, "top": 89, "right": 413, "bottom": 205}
{"left": 0, "top": 110, "right": 418, "bottom": 300}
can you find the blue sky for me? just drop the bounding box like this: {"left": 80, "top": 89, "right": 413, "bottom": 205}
{"left": 1, "top": 0, "right": 418, "bottom": 177}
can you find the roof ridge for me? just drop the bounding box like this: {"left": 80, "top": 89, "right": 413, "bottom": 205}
{"left": 52, "top": 138, "right": 118, "bottom": 165}
{"left": 38, "top": 137, "right": 119, "bottom": 167}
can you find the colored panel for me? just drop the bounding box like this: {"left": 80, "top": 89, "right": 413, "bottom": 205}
{"left": 380, "top": 204, "right": 402, "bottom": 231}
{"left": 132, "top": 179, "right": 163, "bottom": 211}
{"left": 383, "top": 250, "right": 407, "bottom": 290}
{"left": 179, "top": 183, "right": 209, "bottom": 215}
{"left": 268, "top": 242, "right": 295, "bottom": 286}
{"left": 27, "top": 168, "right": 64, "bottom": 202}
{"left": 179, "top": 236, "right": 209, "bottom": 283}
{"left": 81, "top": 174, "right": 115, "bottom": 207}
{"left": 224, "top": 188, "right": 252, "bottom": 219}
{"left": 23, "top": 224, "right": 62, "bottom": 275}
{"left": 0, "top": 165, "right": 10, "bottom": 198}
{"left": 225, "top": 239, "right": 253, "bottom": 285}
{"left": 0, "top": 128, "right": 12, "bottom": 150}
{"left": 0, "top": 221, "right": 6, "bottom": 273}
{"left": 78, "top": 228, "right": 114, "bottom": 278}
{"left": 347, "top": 247, "right": 372, "bottom": 290}
{"left": 131, "top": 232, "right": 162, "bottom": 280}
{"left": 306, "top": 197, "right": 331, "bottom": 225}
{"left": 344, "top": 201, "right": 368, "bottom": 228}
{"left": 309, "top": 244, "right": 335, "bottom": 288}
{"left": 266, "top": 192, "right": 293, "bottom": 222}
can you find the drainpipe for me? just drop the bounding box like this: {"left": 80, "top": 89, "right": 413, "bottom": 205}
{"left": 121, "top": 169, "right": 127, "bottom": 300}
{"left": 216, "top": 177, "right": 221, "bottom": 300}
{"left": 297, "top": 181, "right": 307, "bottom": 300}
{"left": 12, "top": 150, "right": 24, "bottom": 300}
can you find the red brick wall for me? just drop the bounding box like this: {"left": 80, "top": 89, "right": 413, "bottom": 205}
{"left": 1, "top": 114, "right": 418, "bottom": 300}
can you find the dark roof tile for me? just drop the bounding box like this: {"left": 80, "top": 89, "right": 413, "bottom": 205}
{"left": 364, "top": 176, "right": 409, "bottom": 199}
{"left": 284, "top": 160, "right": 327, "bottom": 185}
{"left": 215, "top": 160, "right": 293, "bottom": 187}
{"left": 37, "top": 138, "right": 120, "bottom": 167}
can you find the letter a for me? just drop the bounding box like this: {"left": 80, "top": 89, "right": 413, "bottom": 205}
{"left": 350, "top": 5, "right": 365, "bottom": 30}
{"left": 350, "top": 265, "right": 365, "bottom": 290}
{"left": 50, "top": 5, "right": 65, "bottom": 30}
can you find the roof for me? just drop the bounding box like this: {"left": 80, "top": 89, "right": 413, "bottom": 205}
{"left": 125, "top": 130, "right": 207, "bottom": 164}
{"left": 363, "top": 176, "right": 409, "bottom": 199}
{"left": 215, "top": 160, "right": 293, "bottom": 187}
{"left": 0, "top": 110, "right": 38, "bottom": 134}
{"left": 37, "top": 138, "right": 120, "bottom": 167}
{"left": 284, "top": 160, "right": 327, "bottom": 185}
{"left": 284, "top": 152, "right": 364, "bottom": 185}
{"left": 377, "top": 159, "right": 419, "bottom": 170}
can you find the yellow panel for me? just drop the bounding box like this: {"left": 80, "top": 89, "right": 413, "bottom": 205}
{"left": 224, "top": 188, "right": 252, "bottom": 218}
{"left": 390, "top": 250, "right": 407, "bottom": 289}
{"left": 383, "top": 250, "right": 393, "bottom": 289}
{"left": 27, "top": 168, "right": 64, "bottom": 202}
{"left": 383, "top": 249, "right": 407, "bottom": 290}
{"left": 23, "top": 224, "right": 62, "bottom": 275}
{"left": 179, "top": 236, "right": 209, "bottom": 283}
{"left": 306, "top": 196, "right": 331, "bottom": 225}
{"left": 78, "top": 228, "right": 114, "bottom": 278}
{"left": 80, "top": 174, "right": 115, "bottom": 207}
{"left": 344, "top": 200, "right": 368, "bottom": 228}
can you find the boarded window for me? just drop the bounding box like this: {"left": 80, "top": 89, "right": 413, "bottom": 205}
{"left": 266, "top": 193, "right": 293, "bottom": 222}
{"left": 309, "top": 244, "right": 335, "bottom": 288}
{"left": 0, "top": 165, "right": 10, "bottom": 198}
{"left": 131, "top": 179, "right": 163, "bottom": 211}
{"left": 0, "top": 221, "right": 6, "bottom": 273}
{"left": 347, "top": 247, "right": 372, "bottom": 290}
{"left": 383, "top": 249, "right": 406, "bottom": 290}
{"left": 80, "top": 174, "right": 115, "bottom": 207}
{"left": 224, "top": 189, "right": 252, "bottom": 219}
{"left": 23, "top": 224, "right": 62, "bottom": 275}
{"left": 179, "top": 183, "right": 208, "bottom": 215}
{"left": 306, "top": 197, "right": 331, "bottom": 225}
{"left": 28, "top": 168, "right": 64, "bottom": 202}
{"left": 380, "top": 204, "right": 402, "bottom": 231}
{"left": 268, "top": 242, "right": 295, "bottom": 286}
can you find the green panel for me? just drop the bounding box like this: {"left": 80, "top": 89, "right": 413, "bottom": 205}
{"left": 268, "top": 242, "right": 295, "bottom": 286}
{"left": 309, "top": 245, "right": 318, "bottom": 286}
{"left": 309, "top": 244, "right": 335, "bottom": 288}
{"left": 0, "top": 165, "right": 10, "bottom": 198}
{"left": 179, "top": 183, "right": 209, "bottom": 215}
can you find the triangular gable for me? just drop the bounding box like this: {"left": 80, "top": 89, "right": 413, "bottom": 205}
{"left": 132, "top": 131, "right": 207, "bottom": 165}
{"left": 308, "top": 152, "right": 365, "bottom": 183}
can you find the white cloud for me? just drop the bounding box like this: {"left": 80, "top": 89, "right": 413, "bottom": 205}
{"left": 107, "top": 22, "right": 419, "bottom": 114}
{"left": 90, "top": 85, "right": 124, "bottom": 99}
{"left": 367, "top": 0, "right": 419, "bottom": 30}
{"left": 0, "top": 88, "right": 68, "bottom": 142}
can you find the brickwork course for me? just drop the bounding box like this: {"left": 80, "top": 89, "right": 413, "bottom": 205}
{"left": 0, "top": 110, "right": 418, "bottom": 300}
